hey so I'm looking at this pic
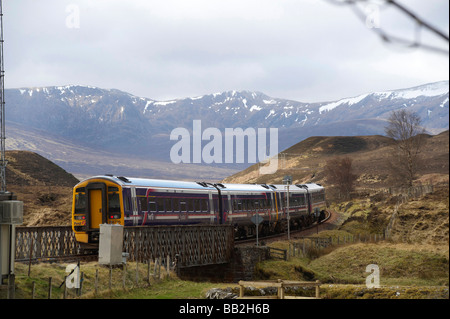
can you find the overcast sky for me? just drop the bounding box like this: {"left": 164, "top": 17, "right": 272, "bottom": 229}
{"left": 3, "top": 0, "right": 449, "bottom": 102}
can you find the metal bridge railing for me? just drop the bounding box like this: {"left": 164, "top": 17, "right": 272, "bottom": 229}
{"left": 15, "top": 225, "right": 235, "bottom": 268}
{"left": 123, "top": 225, "right": 234, "bottom": 268}
{"left": 15, "top": 226, "right": 81, "bottom": 261}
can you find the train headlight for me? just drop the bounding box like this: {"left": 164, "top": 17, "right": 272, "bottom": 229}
{"left": 109, "top": 214, "right": 121, "bottom": 220}
{"left": 74, "top": 215, "right": 86, "bottom": 220}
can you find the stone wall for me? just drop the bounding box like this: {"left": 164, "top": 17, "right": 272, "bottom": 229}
{"left": 177, "top": 246, "right": 270, "bottom": 282}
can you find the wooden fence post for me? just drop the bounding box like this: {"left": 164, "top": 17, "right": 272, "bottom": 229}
{"left": 315, "top": 280, "right": 320, "bottom": 298}
{"left": 302, "top": 240, "right": 306, "bottom": 256}
{"left": 123, "top": 264, "right": 127, "bottom": 290}
{"left": 167, "top": 255, "right": 170, "bottom": 276}
{"left": 63, "top": 276, "right": 67, "bottom": 299}
{"left": 78, "top": 272, "right": 84, "bottom": 297}
{"left": 28, "top": 237, "right": 34, "bottom": 277}
{"left": 239, "top": 283, "right": 244, "bottom": 298}
{"left": 31, "top": 281, "right": 36, "bottom": 299}
{"left": 95, "top": 269, "right": 99, "bottom": 295}
{"left": 109, "top": 266, "right": 112, "bottom": 291}
{"left": 147, "top": 260, "right": 151, "bottom": 284}
{"left": 135, "top": 260, "right": 139, "bottom": 286}
{"left": 48, "top": 277, "right": 52, "bottom": 299}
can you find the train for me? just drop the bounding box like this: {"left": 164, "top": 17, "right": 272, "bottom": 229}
{"left": 71, "top": 175, "right": 326, "bottom": 247}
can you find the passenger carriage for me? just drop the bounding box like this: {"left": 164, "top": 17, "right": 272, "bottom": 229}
{"left": 72, "top": 175, "right": 326, "bottom": 247}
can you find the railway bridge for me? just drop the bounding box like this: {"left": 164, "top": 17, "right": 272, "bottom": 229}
{"left": 14, "top": 225, "right": 234, "bottom": 268}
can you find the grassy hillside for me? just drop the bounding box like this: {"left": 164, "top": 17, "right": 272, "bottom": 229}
{"left": 5, "top": 151, "right": 79, "bottom": 226}
{"left": 223, "top": 131, "right": 449, "bottom": 191}
{"left": 253, "top": 183, "right": 449, "bottom": 298}
{"left": 256, "top": 240, "right": 448, "bottom": 286}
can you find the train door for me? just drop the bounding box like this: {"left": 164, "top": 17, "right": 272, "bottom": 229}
{"left": 306, "top": 191, "right": 312, "bottom": 215}
{"left": 86, "top": 182, "right": 107, "bottom": 230}
{"left": 89, "top": 189, "right": 103, "bottom": 229}
{"left": 226, "top": 193, "right": 232, "bottom": 223}
{"left": 130, "top": 187, "right": 139, "bottom": 226}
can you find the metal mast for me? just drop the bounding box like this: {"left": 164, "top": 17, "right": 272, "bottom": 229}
{"left": 0, "top": 0, "right": 7, "bottom": 193}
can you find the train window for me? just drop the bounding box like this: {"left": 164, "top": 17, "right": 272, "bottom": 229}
{"left": 300, "top": 196, "right": 305, "bottom": 206}
{"left": 290, "top": 196, "right": 298, "bottom": 207}
{"left": 165, "top": 198, "right": 173, "bottom": 212}
{"left": 222, "top": 199, "right": 228, "bottom": 212}
{"left": 75, "top": 187, "right": 86, "bottom": 193}
{"left": 200, "top": 198, "right": 207, "bottom": 212}
{"left": 187, "top": 199, "right": 195, "bottom": 212}
{"left": 108, "top": 193, "right": 121, "bottom": 213}
{"left": 183, "top": 199, "right": 190, "bottom": 212}
{"left": 74, "top": 193, "right": 86, "bottom": 213}
{"left": 264, "top": 197, "right": 270, "bottom": 209}
{"left": 237, "top": 200, "right": 243, "bottom": 212}
{"left": 192, "top": 199, "right": 200, "bottom": 212}
{"left": 173, "top": 199, "right": 180, "bottom": 212}
{"left": 124, "top": 196, "right": 130, "bottom": 212}
{"left": 156, "top": 198, "right": 165, "bottom": 212}
{"left": 108, "top": 186, "right": 119, "bottom": 192}
{"left": 148, "top": 202, "right": 157, "bottom": 213}
{"left": 202, "top": 199, "right": 207, "bottom": 212}
{"left": 180, "top": 201, "right": 187, "bottom": 212}
{"left": 138, "top": 197, "right": 148, "bottom": 211}
{"left": 247, "top": 199, "right": 254, "bottom": 210}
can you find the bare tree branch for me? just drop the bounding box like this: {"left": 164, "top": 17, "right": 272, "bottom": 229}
{"left": 325, "top": 0, "right": 449, "bottom": 54}
{"left": 384, "top": 110, "right": 426, "bottom": 187}
{"left": 324, "top": 156, "right": 358, "bottom": 199}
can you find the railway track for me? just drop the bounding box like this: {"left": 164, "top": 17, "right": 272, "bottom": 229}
{"left": 235, "top": 209, "right": 334, "bottom": 246}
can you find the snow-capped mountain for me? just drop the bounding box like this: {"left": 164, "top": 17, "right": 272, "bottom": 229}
{"left": 5, "top": 81, "right": 449, "bottom": 174}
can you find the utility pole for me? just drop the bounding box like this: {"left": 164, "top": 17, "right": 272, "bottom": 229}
{"left": 283, "top": 175, "right": 292, "bottom": 241}
{"left": 0, "top": 1, "right": 23, "bottom": 297}
{"left": 0, "top": 0, "right": 7, "bottom": 195}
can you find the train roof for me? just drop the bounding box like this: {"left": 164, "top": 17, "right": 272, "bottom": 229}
{"left": 219, "top": 183, "right": 274, "bottom": 192}
{"left": 270, "top": 183, "right": 324, "bottom": 192}
{"left": 77, "top": 176, "right": 324, "bottom": 193}
{"left": 78, "top": 175, "right": 217, "bottom": 190}
{"left": 303, "top": 183, "right": 325, "bottom": 191}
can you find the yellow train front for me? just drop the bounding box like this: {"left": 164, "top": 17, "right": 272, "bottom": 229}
{"left": 72, "top": 176, "right": 125, "bottom": 249}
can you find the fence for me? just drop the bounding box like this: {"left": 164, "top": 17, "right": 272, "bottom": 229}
{"left": 2, "top": 258, "right": 175, "bottom": 299}
{"left": 14, "top": 225, "right": 234, "bottom": 268}
{"left": 15, "top": 226, "right": 81, "bottom": 262}
{"left": 387, "top": 184, "right": 434, "bottom": 198}
{"left": 238, "top": 279, "right": 321, "bottom": 299}
{"left": 268, "top": 247, "right": 288, "bottom": 261}
{"left": 123, "top": 225, "right": 234, "bottom": 268}
{"left": 288, "top": 233, "right": 385, "bottom": 259}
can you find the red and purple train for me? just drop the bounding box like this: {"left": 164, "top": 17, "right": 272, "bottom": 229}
{"left": 72, "top": 175, "right": 326, "bottom": 247}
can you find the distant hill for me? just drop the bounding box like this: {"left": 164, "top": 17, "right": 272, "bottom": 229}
{"left": 6, "top": 151, "right": 79, "bottom": 187}
{"left": 222, "top": 130, "right": 449, "bottom": 189}
{"left": 5, "top": 151, "right": 79, "bottom": 226}
{"left": 6, "top": 81, "right": 449, "bottom": 181}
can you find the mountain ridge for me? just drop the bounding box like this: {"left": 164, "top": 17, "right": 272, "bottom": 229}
{"left": 6, "top": 81, "right": 449, "bottom": 180}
